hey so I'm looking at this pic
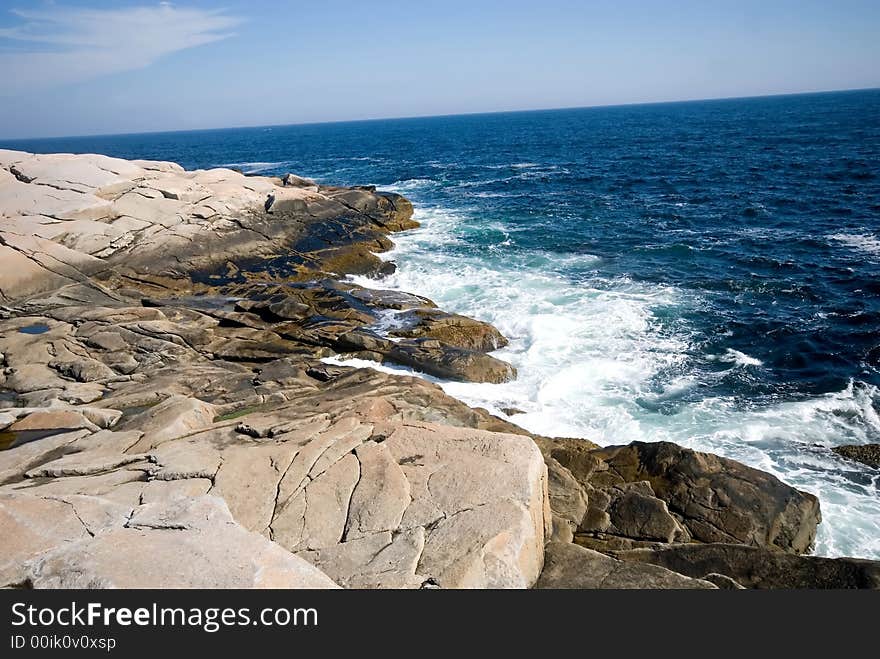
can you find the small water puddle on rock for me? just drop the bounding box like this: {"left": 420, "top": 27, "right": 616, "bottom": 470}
{"left": 142, "top": 295, "right": 243, "bottom": 312}
{"left": 18, "top": 324, "right": 50, "bottom": 335}
{"left": 0, "top": 428, "right": 73, "bottom": 451}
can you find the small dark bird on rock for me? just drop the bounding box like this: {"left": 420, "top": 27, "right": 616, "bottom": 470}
{"left": 264, "top": 192, "right": 275, "bottom": 212}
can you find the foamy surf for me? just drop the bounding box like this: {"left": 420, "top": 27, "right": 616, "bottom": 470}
{"left": 345, "top": 198, "right": 880, "bottom": 560}
{"left": 219, "top": 160, "right": 293, "bottom": 174}
{"left": 381, "top": 178, "right": 439, "bottom": 193}
{"left": 829, "top": 232, "right": 880, "bottom": 260}
{"left": 714, "top": 348, "right": 764, "bottom": 367}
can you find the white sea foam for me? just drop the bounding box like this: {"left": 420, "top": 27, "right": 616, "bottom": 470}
{"left": 829, "top": 232, "right": 880, "bottom": 259}
{"left": 346, "top": 201, "right": 880, "bottom": 560}
{"left": 219, "top": 160, "right": 292, "bottom": 174}
{"left": 455, "top": 169, "right": 562, "bottom": 189}
{"left": 484, "top": 162, "right": 541, "bottom": 170}
{"left": 381, "top": 178, "right": 437, "bottom": 193}
{"left": 715, "top": 348, "right": 764, "bottom": 368}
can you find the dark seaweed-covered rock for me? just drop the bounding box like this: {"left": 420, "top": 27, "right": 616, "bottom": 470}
{"left": 832, "top": 444, "right": 880, "bottom": 469}
{"left": 612, "top": 543, "right": 880, "bottom": 589}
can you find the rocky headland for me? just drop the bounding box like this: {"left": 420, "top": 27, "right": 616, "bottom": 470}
{"left": 0, "top": 149, "right": 877, "bottom": 589}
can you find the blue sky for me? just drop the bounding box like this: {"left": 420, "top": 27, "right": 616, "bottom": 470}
{"left": 0, "top": 0, "right": 878, "bottom": 139}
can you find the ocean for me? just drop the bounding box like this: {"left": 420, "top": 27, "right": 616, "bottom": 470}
{"left": 5, "top": 89, "right": 880, "bottom": 559}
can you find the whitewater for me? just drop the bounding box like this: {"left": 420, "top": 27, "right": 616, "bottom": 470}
{"left": 343, "top": 195, "right": 880, "bottom": 560}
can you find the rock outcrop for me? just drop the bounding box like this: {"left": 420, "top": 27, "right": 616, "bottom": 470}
{"left": 3, "top": 494, "right": 339, "bottom": 588}
{"left": 0, "top": 149, "right": 417, "bottom": 299}
{"left": 0, "top": 151, "right": 540, "bottom": 589}
{"left": 832, "top": 443, "right": 880, "bottom": 469}
{"left": 535, "top": 437, "right": 822, "bottom": 556}
{"left": 612, "top": 543, "right": 880, "bottom": 589}
{"left": 2, "top": 150, "right": 877, "bottom": 590}
{"left": 529, "top": 435, "right": 869, "bottom": 589}
{"left": 586, "top": 442, "right": 822, "bottom": 554}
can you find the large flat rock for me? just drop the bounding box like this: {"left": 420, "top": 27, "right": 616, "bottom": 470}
{"left": 0, "top": 407, "right": 550, "bottom": 588}
{"left": 5, "top": 494, "right": 338, "bottom": 589}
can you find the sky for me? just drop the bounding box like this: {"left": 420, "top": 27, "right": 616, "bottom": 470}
{"left": 0, "top": 0, "right": 878, "bottom": 139}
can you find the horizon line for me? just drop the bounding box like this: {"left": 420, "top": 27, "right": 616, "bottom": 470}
{"left": 2, "top": 85, "right": 878, "bottom": 143}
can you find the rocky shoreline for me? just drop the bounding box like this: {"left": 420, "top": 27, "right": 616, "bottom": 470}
{"left": 1, "top": 149, "right": 877, "bottom": 589}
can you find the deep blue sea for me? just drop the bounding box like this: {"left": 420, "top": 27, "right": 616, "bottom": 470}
{"left": 5, "top": 89, "right": 880, "bottom": 558}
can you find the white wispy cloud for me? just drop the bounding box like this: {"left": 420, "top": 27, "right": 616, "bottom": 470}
{"left": 0, "top": 3, "right": 241, "bottom": 94}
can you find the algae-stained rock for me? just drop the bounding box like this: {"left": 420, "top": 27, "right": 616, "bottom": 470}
{"left": 536, "top": 541, "right": 715, "bottom": 589}
{"left": 386, "top": 339, "right": 517, "bottom": 383}
{"left": 612, "top": 543, "right": 880, "bottom": 589}
{"left": 832, "top": 444, "right": 880, "bottom": 469}
{"left": 389, "top": 308, "right": 509, "bottom": 352}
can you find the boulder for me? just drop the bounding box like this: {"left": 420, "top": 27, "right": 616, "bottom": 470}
{"left": 589, "top": 442, "right": 821, "bottom": 554}
{"left": 336, "top": 331, "right": 516, "bottom": 383}
{"left": 282, "top": 173, "right": 317, "bottom": 188}
{"left": 386, "top": 339, "right": 517, "bottom": 383}
{"left": 9, "top": 408, "right": 98, "bottom": 433}
{"left": 0, "top": 429, "right": 91, "bottom": 486}
{"left": 23, "top": 430, "right": 147, "bottom": 479}
{"left": 389, "top": 308, "right": 509, "bottom": 352}
{"left": 586, "top": 481, "right": 689, "bottom": 544}
{"left": 545, "top": 458, "right": 588, "bottom": 543}
{"left": 0, "top": 412, "right": 16, "bottom": 431}
{"left": 49, "top": 358, "right": 117, "bottom": 382}
{"left": 832, "top": 444, "right": 880, "bottom": 469}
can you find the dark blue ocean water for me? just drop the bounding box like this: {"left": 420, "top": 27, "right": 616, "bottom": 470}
{"left": 5, "top": 89, "right": 880, "bottom": 557}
